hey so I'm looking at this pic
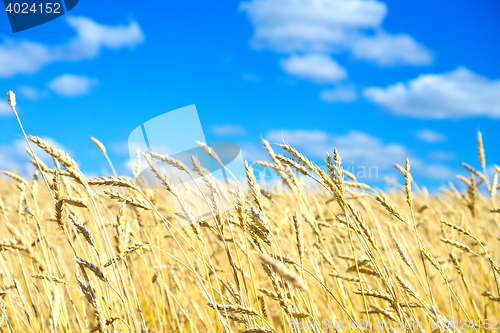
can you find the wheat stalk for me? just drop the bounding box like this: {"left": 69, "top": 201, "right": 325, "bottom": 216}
{"left": 103, "top": 189, "right": 152, "bottom": 210}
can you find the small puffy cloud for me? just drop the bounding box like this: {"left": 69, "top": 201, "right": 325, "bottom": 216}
{"left": 48, "top": 74, "right": 98, "bottom": 96}
{"left": 239, "top": 142, "right": 269, "bottom": 161}
{"left": 62, "top": 16, "right": 145, "bottom": 60}
{"left": 426, "top": 165, "right": 456, "bottom": 180}
{"left": 267, "top": 129, "right": 329, "bottom": 155}
{"left": 0, "top": 39, "right": 53, "bottom": 78}
{"left": 320, "top": 85, "right": 357, "bottom": 102}
{"left": 212, "top": 124, "right": 246, "bottom": 136}
{"left": 110, "top": 141, "right": 131, "bottom": 155}
{"left": 280, "top": 54, "right": 346, "bottom": 83}
{"left": 416, "top": 129, "right": 446, "bottom": 143}
{"left": 0, "top": 99, "right": 11, "bottom": 116}
{"left": 0, "top": 16, "right": 144, "bottom": 78}
{"left": 364, "top": 67, "right": 500, "bottom": 118}
{"left": 239, "top": 0, "right": 387, "bottom": 52}
{"left": 351, "top": 32, "right": 432, "bottom": 66}
{"left": 429, "top": 151, "right": 456, "bottom": 161}
{"left": 411, "top": 160, "right": 457, "bottom": 180}
{"left": 18, "top": 85, "right": 39, "bottom": 99}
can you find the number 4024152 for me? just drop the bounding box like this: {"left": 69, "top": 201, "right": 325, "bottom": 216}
{"left": 5, "top": 3, "right": 61, "bottom": 14}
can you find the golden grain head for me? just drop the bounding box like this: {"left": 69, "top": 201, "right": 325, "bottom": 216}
{"left": 0, "top": 125, "right": 498, "bottom": 333}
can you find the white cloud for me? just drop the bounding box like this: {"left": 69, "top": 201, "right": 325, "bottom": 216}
{"left": 0, "top": 137, "right": 72, "bottom": 173}
{"left": 416, "top": 129, "right": 446, "bottom": 143}
{"left": 320, "top": 85, "right": 357, "bottom": 102}
{"left": 429, "top": 151, "right": 456, "bottom": 161}
{"left": 411, "top": 160, "right": 457, "bottom": 180}
{"left": 0, "top": 99, "right": 11, "bottom": 116}
{"left": 0, "top": 39, "right": 53, "bottom": 77}
{"left": 240, "top": 0, "right": 387, "bottom": 52}
{"left": 110, "top": 141, "right": 130, "bottom": 155}
{"left": 351, "top": 32, "right": 432, "bottom": 66}
{"left": 62, "top": 16, "right": 145, "bottom": 59}
{"left": 267, "top": 129, "right": 330, "bottom": 157}
{"left": 212, "top": 124, "right": 246, "bottom": 136}
{"left": 48, "top": 74, "right": 98, "bottom": 96}
{"left": 0, "top": 16, "right": 144, "bottom": 78}
{"left": 267, "top": 129, "right": 405, "bottom": 170}
{"left": 280, "top": 54, "right": 346, "bottom": 83}
{"left": 240, "top": 0, "right": 431, "bottom": 66}
{"left": 240, "top": 142, "right": 270, "bottom": 161}
{"left": 331, "top": 131, "right": 407, "bottom": 170}
{"left": 18, "top": 85, "right": 39, "bottom": 99}
{"left": 364, "top": 67, "right": 500, "bottom": 118}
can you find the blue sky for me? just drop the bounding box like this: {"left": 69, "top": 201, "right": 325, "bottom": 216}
{"left": 0, "top": 0, "right": 499, "bottom": 189}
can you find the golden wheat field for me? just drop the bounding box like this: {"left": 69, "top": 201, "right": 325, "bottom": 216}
{"left": 1, "top": 94, "right": 500, "bottom": 332}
